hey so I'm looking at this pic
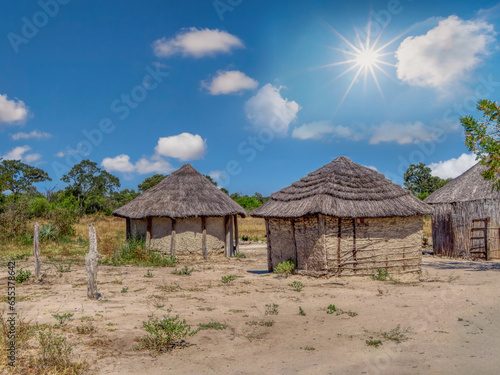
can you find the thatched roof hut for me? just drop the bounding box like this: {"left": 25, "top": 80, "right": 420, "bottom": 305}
{"left": 424, "top": 163, "right": 500, "bottom": 259}
{"left": 113, "top": 164, "right": 246, "bottom": 258}
{"left": 252, "top": 157, "right": 431, "bottom": 276}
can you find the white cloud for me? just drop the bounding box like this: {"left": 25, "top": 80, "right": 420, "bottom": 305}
{"left": 245, "top": 84, "right": 300, "bottom": 137}
{"left": 152, "top": 28, "right": 244, "bottom": 58}
{"left": 429, "top": 153, "right": 477, "bottom": 179}
{"left": 365, "top": 165, "right": 378, "bottom": 172}
{"left": 10, "top": 130, "right": 51, "bottom": 140}
{"left": 369, "top": 121, "right": 438, "bottom": 145}
{"left": 155, "top": 133, "right": 206, "bottom": 161}
{"left": 101, "top": 154, "right": 174, "bottom": 175}
{"left": 292, "top": 121, "right": 363, "bottom": 141}
{"left": 2, "top": 145, "right": 41, "bottom": 164}
{"left": 202, "top": 70, "right": 258, "bottom": 95}
{"left": 0, "top": 94, "right": 29, "bottom": 125}
{"left": 396, "top": 15, "right": 495, "bottom": 88}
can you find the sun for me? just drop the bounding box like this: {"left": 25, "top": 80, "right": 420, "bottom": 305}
{"left": 319, "top": 18, "right": 403, "bottom": 112}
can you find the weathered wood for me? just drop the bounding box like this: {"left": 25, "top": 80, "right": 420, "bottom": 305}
{"left": 34, "top": 222, "right": 41, "bottom": 282}
{"left": 224, "top": 215, "right": 233, "bottom": 258}
{"left": 201, "top": 217, "right": 207, "bottom": 260}
{"left": 291, "top": 219, "right": 297, "bottom": 266}
{"left": 229, "top": 215, "right": 234, "bottom": 257}
{"left": 146, "top": 217, "right": 152, "bottom": 252}
{"left": 352, "top": 218, "right": 357, "bottom": 274}
{"left": 265, "top": 219, "right": 273, "bottom": 272}
{"left": 234, "top": 215, "right": 239, "bottom": 254}
{"left": 337, "top": 217, "right": 341, "bottom": 277}
{"left": 126, "top": 218, "right": 131, "bottom": 240}
{"left": 318, "top": 214, "right": 327, "bottom": 271}
{"left": 485, "top": 217, "right": 490, "bottom": 261}
{"left": 170, "top": 219, "right": 176, "bottom": 257}
{"left": 85, "top": 224, "right": 99, "bottom": 300}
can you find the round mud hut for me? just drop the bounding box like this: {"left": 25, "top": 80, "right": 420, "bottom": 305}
{"left": 251, "top": 156, "right": 432, "bottom": 276}
{"left": 113, "top": 164, "right": 246, "bottom": 259}
{"left": 424, "top": 162, "right": 500, "bottom": 260}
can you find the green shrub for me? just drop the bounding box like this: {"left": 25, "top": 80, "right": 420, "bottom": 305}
{"left": 172, "top": 266, "right": 194, "bottom": 276}
{"left": 366, "top": 339, "right": 382, "bottom": 347}
{"left": 15, "top": 268, "right": 32, "bottom": 283}
{"left": 372, "top": 268, "right": 389, "bottom": 281}
{"left": 326, "top": 304, "right": 336, "bottom": 314}
{"left": 49, "top": 206, "right": 77, "bottom": 237}
{"left": 37, "top": 331, "right": 75, "bottom": 370}
{"left": 29, "top": 196, "right": 50, "bottom": 218}
{"left": 265, "top": 303, "right": 279, "bottom": 315}
{"left": 137, "top": 314, "right": 196, "bottom": 352}
{"left": 299, "top": 306, "right": 306, "bottom": 316}
{"left": 289, "top": 281, "right": 304, "bottom": 292}
{"left": 221, "top": 275, "right": 237, "bottom": 284}
{"left": 274, "top": 260, "right": 295, "bottom": 276}
{"left": 197, "top": 322, "right": 227, "bottom": 330}
{"left": 233, "top": 252, "right": 246, "bottom": 258}
{"left": 40, "top": 223, "right": 58, "bottom": 242}
{"left": 52, "top": 313, "right": 74, "bottom": 326}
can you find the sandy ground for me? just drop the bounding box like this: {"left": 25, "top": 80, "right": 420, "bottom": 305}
{"left": 6, "top": 243, "right": 500, "bottom": 375}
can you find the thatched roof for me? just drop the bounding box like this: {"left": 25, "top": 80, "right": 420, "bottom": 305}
{"left": 251, "top": 156, "right": 431, "bottom": 218}
{"left": 113, "top": 164, "right": 246, "bottom": 219}
{"left": 424, "top": 162, "right": 500, "bottom": 204}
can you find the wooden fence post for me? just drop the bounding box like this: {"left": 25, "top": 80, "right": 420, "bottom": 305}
{"left": 201, "top": 217, "right": 207, "bottom": 260}
{"left": 86, "top": 224, "right": 99, "bottom": 300}
{"left": 34, "top": 222, "right": 41, "bottom": 282}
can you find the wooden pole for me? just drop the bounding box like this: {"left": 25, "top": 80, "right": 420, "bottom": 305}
{"left": 486, "top": 217, "right": 490, "bottom": 261}
{"left": 265, "top": 219, "right": 273, "bottom": 272}
{"left": 202, "top": 217, "right": 207, "bottom": 260}
{"left": 229, "top": 215, "right": 234, "bottom": 257}
{"left": 234, "top": 215, "right": 239, "bottom": 254}
{"left": 318, "top": 214, "right": 326, "bottom": 271}
{"left": 126, "top": 218, "right": 131, "bottom": 240}
{"left": 291, "top": 219, "right": 297, "bottom": 266}
{"left": 146, "top": 217, "right": 152, "bottom": 253}
{"left": 224, "top": 216, "right": 231, "bottom": 258}
{"left": 170, "top": 219, "right": 176, "bottom": 257}
{"left": 337, "top": 218, "right": 342, "bottom": 277}
{"left": 34, "top": 222, "right": 41, "bottom": 282}
{"left": 85, "top": 224, "right": 99, "bottom": 300}
{"left": 352, "top": 218, "right": 357, "bottom": 274}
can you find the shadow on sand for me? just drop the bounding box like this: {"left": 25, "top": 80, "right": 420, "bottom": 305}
{"left": 423, "top": 258, "right": 500, "bottom": 272}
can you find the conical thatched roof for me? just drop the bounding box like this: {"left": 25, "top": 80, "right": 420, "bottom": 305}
{"left": 251, "top": 156, "right": 431, "bottom": 218}
{"left": 113, "top": 164, "right": 246, "bottom": 219}
{"left": 424, "top": 162, "right": 500, "bottom": 204}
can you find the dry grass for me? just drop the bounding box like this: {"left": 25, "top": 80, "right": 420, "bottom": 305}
{"left": 423, "top": 215, "right": 432, "bottom": 238}
{"left": 238, "top": 217, "right": 266, "bottom": 240}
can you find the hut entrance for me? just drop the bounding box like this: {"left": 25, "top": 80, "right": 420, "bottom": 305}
{"left": 469, "top": 218, "right": 499, "bottom": 260}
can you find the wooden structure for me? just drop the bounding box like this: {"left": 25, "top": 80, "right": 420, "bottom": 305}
{"left": 252, "top": 157, "right": 432, "bottom": 276}
{"left": 425, "top": 163, "right": 500, "bottom": 259}
{"left": 113, "top": 164, "right": 245, "bottom": 258}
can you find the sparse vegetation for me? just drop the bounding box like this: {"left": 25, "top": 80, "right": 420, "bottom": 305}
{"left": 37, "top": 330, "right": 85, "bottom": 373}
{"left": 233, "top": 252, "right": 246, "bottom": 258}
{"left": 289, "top": 280, "right": 304, "bottom": 292}
{"left": 265, "top": 303, "right": 279, "bottom": 315}
{"left": 198, "top": 322, "right": 227, "bottom": 330}
{"left": 221, "top": 275, "right": 237, "bottom": 284}
{"left": 372, "top": 268, "right": 389, "bottom": 281}
{"left": 274, "top": 260, "right": 295, "bottom": 276}
{"left": 15, "top": 268, "right": 32, "bottom": 283}
{"left": 366, "top": 339, "right": 383, "bottom": 348}
{"left": 52, "top": 313, "right": 74, "bottom": 326}
{"left": 144, "top": 269, "right": 154, "bottom": 278}
{"left": 326, "top": 304, "right": 336, "bottom": 314}
{"left": 246, "top": 320, "right": 274, "bottom": 327}
{"left": 299, "top": 306, "right": 306, "bottom": 316}
{"left": 76, "top": 325, "right": 96, "bottom": 335}
{"left": 172, "top": 266, "right": 195, "bottom": 276}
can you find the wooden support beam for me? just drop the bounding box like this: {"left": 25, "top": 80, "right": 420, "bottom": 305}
{"left": 86, "top": 224, "right": 99, "bottom": 300}
{"left": 170, "top": 219, "right": 176, "bottom": 257}
{"left": 291, "top": 219, "right": 297, "bottom": 266}
{"left": 486, "top": 217, "right": 490, "bottom": 261}
{"left": 318, "top": 214, "right": 326, "bottom": 271}
{"left": 234, "top": 215, "right": 239, "bottom": 254}
{"left": 265, "top": 219, "right": 273, "bottom": 272}
{"left": 126, "top": 218, "right": 131, "bottom": 240}
{"left": 146, "top": 217, "right": 152, "bottom": 252}
{"left": 337, "top": 218, "right": 342, "bottom": 277}
{"left": 229, "top": 215, "right": 234, "bottom": 257}
{"left": 352, "top": 218, "right": 357, "bottom": 274}
{"left": 202, "top": 217, "right": 207, "bottom": 260}
{"left": 224, "top": 215, "right": 232, "bottom": 258}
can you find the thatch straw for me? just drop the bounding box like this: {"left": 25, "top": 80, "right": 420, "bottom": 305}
{"left": 425, "top": 162, "right": 500, "bottom": 204}
{"left": 113, "top": 164, "right": 246, "bottom": 219}
{"left": 251, "top": 156, "right": 431, "bottom": 218}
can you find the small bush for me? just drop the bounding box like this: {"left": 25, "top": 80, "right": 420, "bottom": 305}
{"left": 40, "top": 222, "right": 58, "bottom": 242}
{"left": 326, "top": 304, "right": 336, "bottom": 314}
{"left": 144, "top": 269, "right": 154, "bottom": 278}
{"left": 246, "top": 320, "right": 274, "bottom": 327}
{"left": 372, "top": 268, "right": 389, "bottom": 281}
{"left": 380, "top": 325, "right": 410, "bottom": 343}
{"left": 221, "top": 275, "right": 237, "bottom": 284}
{"left": 274, "top": 260, "right": 295, "bottom": 276}
{"left": 121, "top": 287, "right": 129, "bottom": 293}
{"left": 299, "top": 306, "right": 306, "bottom": 316}
{"left": 52, "top": 313, "right": 74, "bottom": 326}
{"left": 15, "top": 268, "right": 32, "bottom": 283}
{"left": 289, "top": 281, "right": 304, "bottom": 292}
{"left": 172, "top": 266, "right": 194, "bottom": 276}
{"left": 137, "top": 314, "right": 196, "bottom": 352}
{"left": 76, "top": 325, "right": 95, "bottom": 335}
{"left": 265, "top": 303, "right": 279, "bottom": 315}
{"left": 198, "top": 322, "right": 227, "bottom": 330}
{"left": 37, "top": 330, "right": 84, "bottom": 373}
{"left": 366, "top": 339, "right": 383, "bottom": 348}
{"left": 233, "top": 252, "right": 246, "bottom": 259}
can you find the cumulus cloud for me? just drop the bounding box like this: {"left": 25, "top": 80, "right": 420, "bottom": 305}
{"left": 429, "top": 153, "right": 477, "bottom": 179}
{"left": 292, "top": 121, "right": 363, "bottom": 141}
{"left": 396, "top": 15, "right": 495, "bottom": 88}
{"left": 155, "top": 133, "right": 206, "bottom": 161}
{"left": 101, "top": 154, "right": 174, "bottom": 175}
{"left": 0, "top": 94, "right": 29, "bottom": 125}
{"left": 2, "top": 145, "right": 41, "bottom": 164}
{"left": 10, "top": 130, "right": 51, "bottom": 140}
{"left": 202, "top": 70, "right": 258, "bottom": 95}
{"left": 369, "top": 121, "right": 439, "bottom": 145}
{"left": 152, "top": 28, "right": 244, "bottom": 58}
{"left": 245, "top": 84, "right": 300, "bottom": 137}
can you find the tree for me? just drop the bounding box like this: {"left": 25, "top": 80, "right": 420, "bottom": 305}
{"left": 138, "top": 174, "right": 165, "bottom": 193}
{"left": 204, "top": 175, "right": 218, "bottom": 186}
{"left": 0, "top": 159, "right": 51, "bottom": 197}
{"left": 233, "top": 195, "right": 262, "bottom": 211}
{"left": 461, "top": 99, "right": 500, "bottom": 190}
{"left": 61, "top": 160, "right": 120, "bottom": 209}
{"left": 220, "top": 187, "right": 229, "bottom": 195}
{"left": 404, "top": 163, "right": 450, "bottom": 200}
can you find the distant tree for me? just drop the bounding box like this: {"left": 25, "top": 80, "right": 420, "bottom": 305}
{"left": 404, "top": 163, "right": 451, "bottom": 200}
{"left": 61, "top": 160, "right": 120, "bottom": 210}
{"left": 220, "top": 187, "right": 229, "bottom": 195}
{"left": 253, "top": 192, "right": 270, "bottom": 204}
{"left": 234, "top": 195, "right": 262, "bottom": 211}
{"left": 204, "top": 175, "right": 218, "bottom": 186}
{"left": 461, "top": 99, "right": 500, "bottom": 190}
{"left": 111, "top": 189, "right": 139, "bottom": 207}
{"left": 138, "top": 174, "right": 165, "bottom": 193}
{"left": 0, "top": 159, "right": 51, "bottom": 197}
{"left": 230, "top": 192, "right": 241, "bottom": 200}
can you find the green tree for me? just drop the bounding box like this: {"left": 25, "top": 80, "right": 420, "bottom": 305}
{"left": 204, "top": 175, "right": 218, "bottom": 186}
{"left": 220, "top": 187, "right": 229, "bottom": 195}
{"left": 403, "top": 163, "right": 450, "bottom": 200}
{"left": 234, "top": 195, "right": 262, "bottom": 211}
{"left": 61, "top": 160, "right": 120, "bottom": 210}
{"left": 138, "top": 174, "right": 165, "bottom": 193}
{"left": 0, "top": 159, "right": 51, "bottom": 197}
{"left": 461, "top": 99, "right": 500, "bottom": 190}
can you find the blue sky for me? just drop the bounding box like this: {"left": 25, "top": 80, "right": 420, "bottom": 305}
{"left": 1, "top": 0, "right": 500, "bottom": 196}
